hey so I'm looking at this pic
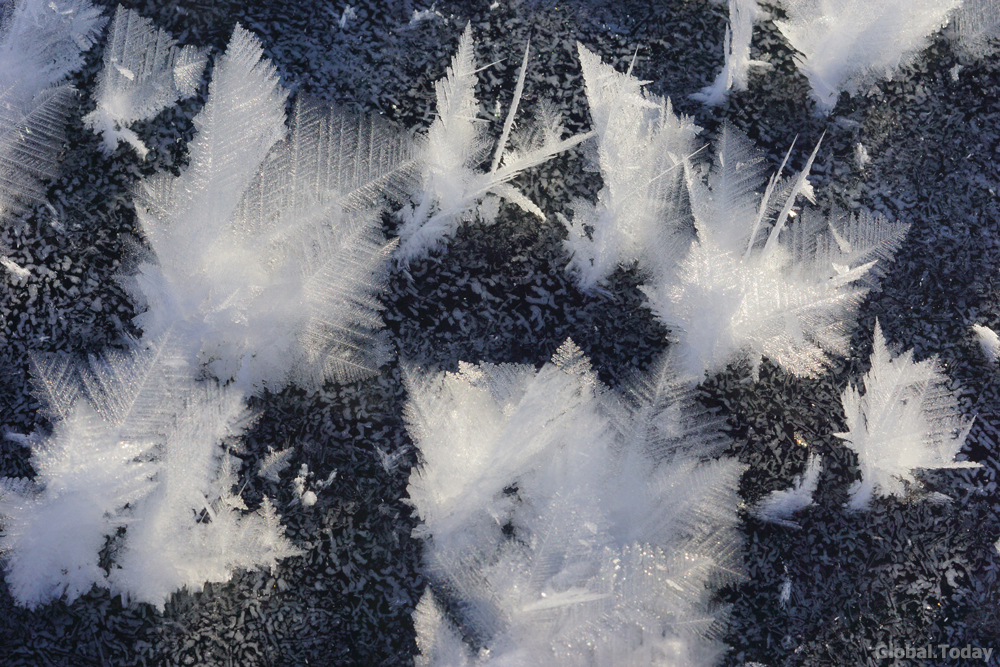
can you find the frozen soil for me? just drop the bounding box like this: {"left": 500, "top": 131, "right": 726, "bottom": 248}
{"left": 2, "top": 0, "right": 1000, "bottom": 665}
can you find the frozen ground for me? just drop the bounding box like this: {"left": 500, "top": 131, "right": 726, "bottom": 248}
{"left": 1, "top": 0, "right": 1000, "bottom": 665}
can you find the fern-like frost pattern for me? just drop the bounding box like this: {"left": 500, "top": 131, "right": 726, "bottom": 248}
{"left": 691, "top": 0, "right": 769, "bottom": 106}
{"left": 775, "top": 0, "right": 959, "bottom": 113}
{"left": 836, "top": 320, "right": 980, "bottom": 511}
{"left": 396, "top": 24, "right": 591, "bottom": 262}
{"left": 642, "top": 124, "right": 910, "bottom": 380}
{"left": 84, "top": 5, "right": 208, "bottom": 158}
{"left": 0, "top": 0, "right": 104, "bottom": 224}
{"left": 405, "top": 341, "right": 744, "bottom": 665}
{"left": 0, "top": 336, "right": 300, "bottom": 609}
{"left": 126, "top": 26, "right": 406, "bottom": 392}
{"left": 564, "top": 44, "right": 700, "bottom": 291}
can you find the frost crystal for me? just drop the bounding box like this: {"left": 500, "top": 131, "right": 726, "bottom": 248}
{"left": 396, "top": 25, "right": 591, "bottom": 262}
{"left": 775, "top": 0, "right": 959, "bottom": 113}
{"left": 0, "top": 336, "right": 300, "bottom": 609}
{"left": 836, "top": 320, "right": 980, "bottom": 511}
{"left": 0, "top": 0, "right": 104, "bottom": 95}
{"left": 0, "top": 0, "right": 104, "bottom": 221}
{"left": 691, "top": 0, "right": 770, "bottom": 106}
{"left": 950, "top": 0, "right": 1000, "bottom": 59}
{"left": 972, "top": 324, "right": 1000, "bottom": 363}
{"left": 404, "top": 340, "right": 744, "bottom": 664}
{"left": 124, "top": 25, "right": 410, "bottom": 392}
{"left": 564, "top": 44, "right": 700, "bottom": 291}
{"left": 257, "top": 446, "right": 295, "bottom": 483}
{"left": 754, "top": 452, "right": 822, "bottom": 526}
{"left": 641, "top": 124, "right": 910, "bottom": 380}
{"left": 84, "top": 5, "right": 207, "bottom": 158}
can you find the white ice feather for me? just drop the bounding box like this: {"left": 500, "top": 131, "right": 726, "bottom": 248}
{"left": 836, "top": 320, "right": 980, "bottom": 511}
{"left": 396, "top": 25, "right": 591, "bottom": 262}
{"left": 691, "top": 0, "right": 770, "bottom": 105}
{"left": 1, "top": 334, "right": 298, "bottom": 609}
{"left": 405, "top": 341, "right": 744, "bottom": 664}
{"left": 754, "top": 453, "right": 822, "bottom": 524}
{"left": 972, "top": 324, "right": 1000, "bottom": 363}
{"left": 257, "top": 446, "right": 295, "bottom": 483}
{"left": 642, "top": 125, "right": 909, "bottom": 380}
{"left": 125, "top": 27, "right": 407, "bottom": 392}
{"left": 0, "top": 0, "right": 104, "bottom": 222}
{"left": 951, "top": 0, "right": 1000, "bottom": 59}
{"left": 84, "top": 6, "right": 208, "bottom": 158}
{"left": 775, "top": 0, "right": 959, "bottom": 113}
{"left": 0, "top": 0, "right": 105, "bottom": 94}
{"left": 564, "top": 44, "right": 700, "bottom": 291}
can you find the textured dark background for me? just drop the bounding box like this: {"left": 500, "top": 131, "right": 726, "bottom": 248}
{"left": 2, "top": 0, "right": 1000, "bottom": 665}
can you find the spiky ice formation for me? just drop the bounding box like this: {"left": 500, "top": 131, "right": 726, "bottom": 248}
{"left": 563, "top": 43, "right": 700, "bottom": 291}
{"left": 0, "top": 336, "right": 300, "bottom": 609}
{"left": 774, "top": 0, "right": 958, "bottom": 113}
{"left": 0, "top": 0, "right": 105, "bottom": 220}
{"left": 125, "top": 25, "right": 411, "bottom": 393}
{"left": 836, "top": 320, "right": 980, "bottom": 511}
{"left": 84, "top": 5, "right": 207, "bottom": 158}
{"left": 641, "top": 124, "right": 910, "bottom": 380}
{"left": 404, "top": 340, "right": 744, "bottom": 665}
{"left": 396, "top": 24, "right": 591, "bottom": 262}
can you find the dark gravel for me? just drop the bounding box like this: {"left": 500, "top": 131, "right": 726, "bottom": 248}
{"left": 2, "top": 0, "right": 1000, "bottom": 665}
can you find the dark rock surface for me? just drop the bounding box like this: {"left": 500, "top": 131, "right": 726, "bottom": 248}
{"left": 2, "top": 0, "right": 1000, "bottom": 665}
